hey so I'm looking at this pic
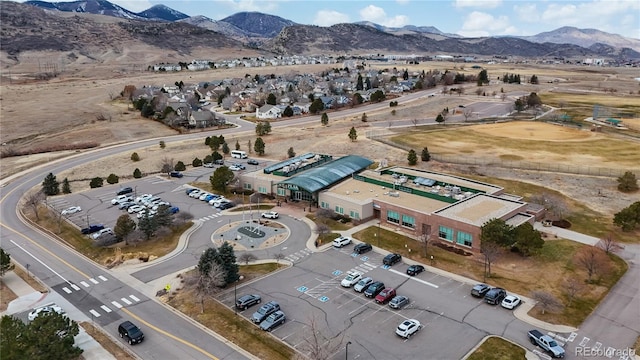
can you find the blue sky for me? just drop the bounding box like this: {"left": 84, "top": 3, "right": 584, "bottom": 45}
{"left": 30, "top": 0, "right": 640, "bottom": 38}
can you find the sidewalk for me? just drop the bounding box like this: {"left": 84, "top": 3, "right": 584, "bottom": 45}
{"left": 1, "top": 270, "right": 117, "bottom": 360}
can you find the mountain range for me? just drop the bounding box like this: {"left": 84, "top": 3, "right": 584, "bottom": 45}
{"left": 2, "top": 0, "right": 639, "bottom": 61}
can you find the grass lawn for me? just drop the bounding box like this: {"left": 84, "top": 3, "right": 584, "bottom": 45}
{"left": 305, "top": 213, "right": 352, "bottom": 231}
{"left": 352, "top": 227, "right": 627, "bottom": 327}
{"left": 466, "top": 337, "right": 526, "bottom": 360}
{"left": 167, "top": 264, "right": 294, "bottom": 360}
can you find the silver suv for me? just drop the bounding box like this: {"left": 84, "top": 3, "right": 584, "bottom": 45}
{"left": 251, "top": 301, "right": 280, "bottom": 323}
{"left": 353, "top": 277, "right": 373, "bottom": 293}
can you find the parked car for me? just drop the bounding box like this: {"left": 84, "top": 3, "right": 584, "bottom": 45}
{"left": 185, "top": 188, "right": 197, "bottom": 195}
{"left": 112, "top": 195, "right": 133, "bottom": 205}
{"left": 485, "top": 287, "right": 507, "bottom": 305}
{"left": 118, "top": 201, "right": 135, "bottom": 210}
{"left": 207, "top": 195, "right": 224, "bottom": 205}
{"left": 364, "top": 281, "right": 385, "bottom": 298}
{"left": 118, "top": 321, "right": 144, "bottom": 345}
{"left": 236, "top": 294, "right": 261, "bottom": 310}
{"left": 128, "top": 205, "right": 145, "bottom": 214}
{"left": 340, "top": 271, "right": 362, "bottom": 288}
{"left": 169, "top": 206, "right": 180, "bottom": 214}
{"left": 501, "top": 295, "right": 521, "bottom": 310}
{"left": 406, "top": 264, "right": 425, "bottom": 276}
{"left": 251, "top": 301, "right": 280, "bottom": 324}
{"left": 389, "top": 295, "right": 410, "bottom": 310}
{"left": 203, "top": 163, "right": 214, "bottom": 168}
{"left": 375, "top": 288, "right": 396, "bottom": 304}
{"left": 199, "top": 193, "right": 211, "bottom": 201}
{"left": 353, "top": 277, "right": 373, "bottom": 293}
{"left": 91, "top": 228, "right": 113, "bottom": 239}
{"left": 232, "top": 163, "right": 246, "bottom": 170}
{"left": 383, "top": 253, "right": 402, "bottom": 266}
{"left": 203, "top": 194, "right": 215, "bottom": 202}
{"left": 470, "top": 283, "right": 491, "bottom": 298}
{"left": 28, "top": 304, "right": 64, "bottom": 321}
{"left": 213, "top": 199, "right": 231, "bottom": 208}
{"left": 247, "top": 159, "right": 259, "bottom": 165}
{"left": 218, "top": 202, "right": 235, "bottom": 210}
{"left": 260, "top": 310, "right": 286, "bottom": 331}
{"left": 169, "top": 171, "right": 183, "bottom": 178}
{"left": 135, "top": 194, "right": 153, "bottom": 203}
{"left": 353, "top": 242, "right": 372, "bottom": 254}
{"left": 261, "top": 211, "right": 279, "bottom": 219}
{"left": 213, "top": 159, "right": 224, "bottom": 165}
{"left": 229, "top": 165, "right": 242, "bottom": 171}
{"left": 81, "top": 224, "right": 104, "bottom": 235}
{"left": 528, "top": 329, "right": 565, "bottom": 358}
{"left": 332, "top": 236, "right": 352, "bottom": 248}
{"left": 396, "top": 319, "right": 422, "bottom": 339}
{"left": 189, "top": 190, "right": 203, "bottom": 198}
{"left": 61, "top": 206, "right": 82, "bottom": 215}
{"left": 116, "top": 187, "right": 133, "bottom": 195}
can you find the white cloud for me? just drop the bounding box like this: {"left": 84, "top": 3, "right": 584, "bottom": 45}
{"left": 358, "top": 5, "right": 409, "bottom": 27}
{"left": 396, "top": 0, "right": 411, "bottom": 4}
{"left": 459, "top": 11, "right": 513, "bottom": 37}
{"left": 541, "top": 3, "right": 577, "bottom": 22}
{"left": 313, "top": 10, "right": 350, "bottom": 26}
{"left": 513, "top": 3, "right": 539, "bottom": 23}
{"left": 537, "top": 0, "right": 639, "bottom": 37}
{"left": 453, "top": 0, "right": 502, "bottom": 9}
{"left": 110, "top": 0, "right": 153, "bottom": 12}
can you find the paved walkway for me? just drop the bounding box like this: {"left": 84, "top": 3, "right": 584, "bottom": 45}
{"left": 1, "top": 270, "right": 119, "bottom": 360}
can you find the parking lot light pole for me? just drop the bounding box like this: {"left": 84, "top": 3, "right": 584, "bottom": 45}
{"left": 345, "top": 341, "right": 352, "bottom": 360}
{"left": 234, "top": 280, "right": 237, "bottom": 315}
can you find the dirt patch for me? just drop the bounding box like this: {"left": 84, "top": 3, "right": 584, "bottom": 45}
{"left": 472, "top": 121, "right": 597, "bottom": 141}
{"left": 0, "top": 279, "right": 18, "bottom": 312}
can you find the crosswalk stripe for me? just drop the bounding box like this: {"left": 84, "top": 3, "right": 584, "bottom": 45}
{"left": 120, "top": 297, "right": 132, "bottom": 305}
{"left": 71, "top": 284, "right": 81, "bottom": 291}
{"left": 111, "top": 301, "right": 123, "bottom": 309}
{"left": 89, "top": 309, "right": 101, "bottom": 317}
{"left": 100, "top": 305, "right": 112, "bottom": 313}
{"left": 90, "top": 278, "right": 99, "bottom": 284}
{"left": 98, "top": 275, "right": 108, "bottom": 281}
{"left": 62, "top": 287, "right": 72, "bottom": 294}
{"left": 129, "top": 295, "right": 140, "bottom": 302}
{"left": 80, "top": 281, "right": 90, "bottom": 287}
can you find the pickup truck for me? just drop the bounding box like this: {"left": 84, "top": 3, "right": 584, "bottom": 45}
{"left": 528, "top": 329, "right": 565, "bottom": 358}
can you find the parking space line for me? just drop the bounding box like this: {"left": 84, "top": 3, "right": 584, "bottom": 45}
{"left": 348, "top": 301, "right": 371, "bottom": 315}
{"left": 388, "top": 269, "right": 439, "bottom": 288}
{"left": 361, "top": 302, "right": 386, "bottom": 321}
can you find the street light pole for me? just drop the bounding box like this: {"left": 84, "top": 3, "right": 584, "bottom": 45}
{"left": 345, "top": 341, "right": 352, "bottom": 360}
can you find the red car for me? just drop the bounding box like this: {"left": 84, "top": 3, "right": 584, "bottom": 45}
{"left": 375, "top": 288, "right": 396, "bottom": 304}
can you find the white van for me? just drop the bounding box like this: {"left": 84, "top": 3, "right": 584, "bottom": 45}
{"left": 231, "top": 150, "right": 247, "bottom": 159}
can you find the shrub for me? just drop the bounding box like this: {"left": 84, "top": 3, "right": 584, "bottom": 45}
{"left": 89, "top": 177, "right": 103, "bottom": 188}
{"left": 131, "top": 152, "right": 140, "bottom": 162}
{"left": 106, "top": 173, "right": 119, "bottom": 184}
{"left": 192, "top": 158, "right": 202, "bottom": 167}
{"left": 133, "top": 168, "right": 142, "bottom": 178}
{"left": 174, "top": 161, "right": 186, "bottom": 171}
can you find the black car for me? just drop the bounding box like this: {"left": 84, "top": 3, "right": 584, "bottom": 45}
{"left": 383, "top": 253, "right": 402, "bottom": 266}
{"left": 81, "top": 224, "right": 105, "bottom": 235}
{"left": 247, "top": 159, "right": 259, "bottom": 165}
{"left": 406, "top": 264, "right": 425, "bottom": 276}
{"left": 251, "top": 301, "right": 280, "bottom": 323}
{"left": 218, "top": 202, "right": 234, "bottom": 210}
{"left": 213, "top": 159, "right": 224, "bottom": 165}
{"left": 118, "top": 321, "right": 144, "bottom": 345}
{"left": 353, "top": 243, "right": 373, "bottom": 254}
{"left": 236, "top": 294, "right": 261, "bottom": 310}
{"left": 116, "top": 187, "right": 133, "bottom": 196}
{"left": 170, "top": 171, "right": 183, "bottom": 178}
{"left": 485, "top": 287, "right": 507, "bottom": 305}
{"left": 363, "top": 281, "right": 385, "bottom": 298}
{"left": 471, "top": 283, "right": 491, "bottom": 298}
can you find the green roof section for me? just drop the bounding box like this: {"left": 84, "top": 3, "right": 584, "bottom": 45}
{"left": 277, "top": 155, "right": 373, "bottom": 193}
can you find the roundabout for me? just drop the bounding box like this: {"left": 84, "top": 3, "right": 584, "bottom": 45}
{"left": 212, "top": 219, "right": 290, "bottom": 251}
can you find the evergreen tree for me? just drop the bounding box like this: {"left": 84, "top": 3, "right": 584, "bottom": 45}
{"left": 133, "top": 168, "right": 142, "bottom": 178}
{"left": 209, "top": 136, "right": 221, "bottom": 151}
{"left": 0, "top": 248, "right": 11, "bottom": 276}
{"left": 197, "top": 247, "right": 219, "bottom": 276}
{"left": 114, "top": 214, "right": 136, "bottom": 242}
{"left": 159, "top": 140, "right": 166, "bottom": 149}
{"left": 137, "top": 211, "right": 157, "bottom": 240}
{"left": 287, "top": 147, "right": 296, "bottom": 158}
{"left": 321, "top": 113, "right": 329, "bottom": 126}
{"left": 254, "top": 137, "right": 265, "bottom": 155}
{"left": 106, "top": 174, "right": 119, "bottom": 184}
{"left": 247, "top": 140, "right": 252, "bottom": 154}
{"left": 356, "top": 73, "right": 364, "bottom": 90}
{"left": 210, "top": 166, "right": 234, "bottom": 194}
{"left": 617, "top": 171, "right": 638, "bottom": 192}
{"left": 222, "top": 142, "right": 230, "bottom": 155}
{"left": 361, "top": 113, "right": 368, "bottom": 122}
{"left": 235, "top": 140, "right": 240, "bottom": 151}
{"left": 212, "top": 151, "right": 223, "bottom": 161}
{"left": 348, "top": 127, "right": 357, "bottom": 142}
{"left": 403, "top": 69, "right": 409, "bottom": 80}
{"left": 174, "top": 161, "right": 186, "bottom": 171}
{"left": 61, "top": 178, "right": 71, "bottom": 194}
{"left": 421, "top": 147, "right": 431, "bottom": 162}
{"left": 435, "top": 114, "right": 444, "bottom": 124}
{"left": 267, "top": 93, "right": 277, "bottom": 105}
{"left": 407, "top": 149, "right": 418, "bottom": 165}
{"left": 130, "top": 152, "right": 140, "bottom": 161}
{"left": 530, "top": 74, "right": 539, "bottom": 84}
{"left": 192, "top": 157, "right": 202, "bottom": 167}
{"left": 89, "top": 177, "right": 103, "bottom": 188}
{"left": 42, "top": 173, "right": 60, "bottom": 196}
{"left": 309, "top": 98, "right": 324, "bottom": 114}
{"left": 613, "top": 201, "right": 640, "bottom": 231}
{"left": 218, "top": 241, "right": 239, "bottom": 285}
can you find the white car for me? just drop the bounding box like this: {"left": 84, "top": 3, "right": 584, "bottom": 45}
{"left": 28, "top": 304, "right": 64, "bottom": 321}
{"left": 199, "top": 193, "right": 211, "bottom": 201}
{"left": 332, "top": 236, "right": 352, "bottom": 248}
{"left": 501, "top": 295, "right": 521, "bottom": 310}
{"left": 137, "top": 210, "right": 156, "bottom": 219}
{"left": 128, "top": 205, "right": 145, "bottom": 214}
{"left": 261, "top": 211, "right": 279, "bottom": 219}
{"left": 111, "top": 195, "right": 132, "bottom": 205}
{"left": 61, "top": 206, "right": 81, "bottom": 215}
{"left": 135, "top": 194, "right": 153, "bottom": 203}
{"left": 213, "top": 200, "right": 231, "bottom": 208}
{"left": 203, "top": 163, "right": 214, "bottom": 168}
{"left": 189, "top": 190, "right": 203, "bottom": 198}
{"left": 340, "top": 271, "right": 362, "bottom": 288}
{"left": 229, "top": 165, "right": 241, "bottom": 171}
{"left": 395, "top": 319, "right": 422, "bottom": 338}
{"left": 91, "top": 228, "right": 113, "bottom": 239}
{"left": 353, "top": 277, "right": 373, "bottom": 293}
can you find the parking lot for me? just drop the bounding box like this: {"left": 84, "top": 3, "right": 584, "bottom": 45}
{"left": 223, "top": 245, "right": 532, "bottom": 360}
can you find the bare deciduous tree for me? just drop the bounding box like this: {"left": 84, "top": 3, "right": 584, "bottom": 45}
{"left": 530, "top": 193, "right": 569, "bottom": 221}
{"left": 575, "top": 246, "right": 610, "bottom": 283}
{"left": 563, "top": 278, "right": 584, "bottom": 306}
{"left": 195, "top": 262, "right": 227, "bottom": 313}
{"left": 174, "top": 211, "right": 194, "bottom": 226}
{"left": 238, "top": 253, "right": 257, "bottom": 265}
{"left": 25, "top": 190, "right": 46, "bottom": 221}
{"left": 315, "top": 222, "right": 330, "bottom": 236}
{"left": 160, "top": 157, "right": 175, "bottom": 175}
{"left": 411, "top": 118, "right": 419, "bottom": 127}
{"left": 531, "top": 290, "right": 563, "bottom": 314}
{"left": 481, "top": 241, "right": 502, "bottom": 279}
{"left": 597, "top": 234, "right": 621, "bottom": 254}
{"left": 463, "top": 108, "right": 473, "bottom": 122}
{"left": 295, "top": 315, "right": 345, "bottom": 360}
{"left": 316, "top": 208, "right": 333, "bottom": 221}
{"left": 273, "top": 253, "right": 285, "bottom": 264}
{"left": 418, "top": 226, "right": 433, "bottom": 257}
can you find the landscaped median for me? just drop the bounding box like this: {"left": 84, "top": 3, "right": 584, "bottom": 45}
{"left": 463, "top": 336, "right": 527, "bottom": 360}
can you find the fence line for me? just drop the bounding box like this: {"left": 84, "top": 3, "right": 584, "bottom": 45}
{"left": 366, "top": 130, "right": 632, "bottom": 178}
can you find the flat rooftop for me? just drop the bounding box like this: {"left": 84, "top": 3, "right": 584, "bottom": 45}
{"left": 434, "top": 194, "right": 526, "bottom": 227}
{"left": 326, "top": 177, "right": 449, "bottom": 213}
{"left": 379, "top": 167, "right": 503, "bottom": 195}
